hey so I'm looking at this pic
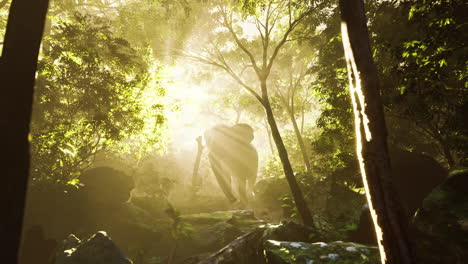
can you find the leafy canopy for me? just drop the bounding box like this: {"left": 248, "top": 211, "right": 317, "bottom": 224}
{"left": 31, "top": 14, "right": 167, "bottom": 184}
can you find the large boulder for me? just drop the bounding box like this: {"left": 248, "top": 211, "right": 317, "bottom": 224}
{"left": 174, "top": 210, "right": 265, "bottom": 261}
{"left": 77, "top": 202, "right": 167, "bottom": 261}
{"left": 410, "top": 168, "right": 468, "bottom": 264}
{"left": 262, "top": 221, "right": 324, "bottom": 243}
{"left": 350, "top": 148, "right": 447, "bottom": 244}
{"left": 197, "top": 221, "right": 362, "bottom": 264}
{"left": 55, "top": 231, "right": 133, "bottom": 264}
{"left": 23, "top": 166, "right": 135, "bottom": 241}
{"left": 23, "top": 183, "right": 87, "bottom": 240}
{"left": 80, "top": 167, "right": 135, "bottom": 208}
{"left": 198, "top": 227, "right": 379, "bottom": 264}
{"left": 264, "top": 240, "right": 379, "bottom": 264}
{"left": 389, "top": 148, "right": 447, "bottom": 214}
{"left": 19, "top": 225, "right": 57, "bottom": 264}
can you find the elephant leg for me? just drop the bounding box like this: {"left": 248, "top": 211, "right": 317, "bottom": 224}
{"left": 209, "top": 153, "right": 237, "bottom": 203}
{"left": 247, "top": 148, "right": 258, "bottom": 200}
{"left": 236, "top": 176, "right": 248, "bottom": 208}
{"left": 247, "top": 174, "right": 256, "bottom": 199}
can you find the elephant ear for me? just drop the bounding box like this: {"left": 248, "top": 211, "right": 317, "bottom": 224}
{"left": 230, "top": 124, "right": 254, "bottom": 144}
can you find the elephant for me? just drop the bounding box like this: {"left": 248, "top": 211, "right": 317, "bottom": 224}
{"left": 204, "top": 124, "right": 258, "bottom": 207}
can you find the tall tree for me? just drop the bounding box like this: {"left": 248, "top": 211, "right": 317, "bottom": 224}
{"left": 272, "top": 47, "right": 315, "bottom": 172}
{"left": 189, "top": 0, "right": 316, "bottom": 226}
{"left": 339, "top": 0, "right": 413, "bottom": 263}
{"left": 0, "top": 0, "right": 49, "bottom": 263}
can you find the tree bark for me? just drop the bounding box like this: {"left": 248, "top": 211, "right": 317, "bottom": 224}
{"left": 261, "top": 81, "right": 314, "bottom": 227}
{"left": 277, "top": 90, "right": 311, "bottom": 172}
{"left": 289, "top": 110, "right": 311, "bottom": 172}
{"left": 264, "top": 119, "right": 275, "bottom": 156}
{"left": 0, "top": 0, "right": 49, "bottom": 263}
{"left": 339, "top": 1, "right": 414, "bottom": 264}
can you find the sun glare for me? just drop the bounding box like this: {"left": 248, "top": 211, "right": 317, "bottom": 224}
{"left": 162, "top": 63, "right": 216, "bottom": 150}
{"left": 239, "top": 20, "right": 258, "bottom": 41}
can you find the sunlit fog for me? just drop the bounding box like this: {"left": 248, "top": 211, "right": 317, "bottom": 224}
{"left": 1, "top": 0, "right": 466, "bottom": 264}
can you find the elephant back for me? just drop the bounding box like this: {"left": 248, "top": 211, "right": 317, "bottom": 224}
{"left": 230, "top": 123, "right": 254, "bottom": 144}
{"left": 204, "top": 124, "right": 255, "bottom": 157}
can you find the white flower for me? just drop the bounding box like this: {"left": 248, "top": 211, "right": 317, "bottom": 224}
{"left": 328, "top": 253, "right": 340, "bottom": 260}
{"left": 346, "top": 246, "right": 357, "bottom": 252}
{"left": 290, "top": 242, "right": 302, "bottom": 248}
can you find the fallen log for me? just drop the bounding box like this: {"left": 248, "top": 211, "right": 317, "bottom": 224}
{"left": 198, "top": 227, "right": 266, "bottom": 264}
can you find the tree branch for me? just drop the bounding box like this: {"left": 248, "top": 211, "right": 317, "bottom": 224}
{"left": 220, "top": 7, "right": 262, "bottom": 77}
{"left": 184, "top": 52, "right": 264, "bottom": 105}
{"left": 266, "top": 7, "right": 315, "bottom": 73}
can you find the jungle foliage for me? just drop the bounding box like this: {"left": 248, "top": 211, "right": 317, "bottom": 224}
{"left": 30, "top": 13, "right": 167, "bottom": 184}
{"left": 0, "top": 0, "right": 466, "bottom": 262}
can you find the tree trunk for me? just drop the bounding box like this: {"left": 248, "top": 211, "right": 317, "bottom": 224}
{"left": 288, "top": 111, "right": 311, "bottom": 172}
{"left": 0, "top": 0, "right": 49, "bottom": 263}
{"left": 339, "top": 1, "right": 414, "bottom": 264}
{"left": 192, "top": 136, "right": 204, "bottom": 193}
{"left": 261, "top": 81, "right": 314, "bottom": 227}
{"left": 264, "top": 119, "right": 276, "bottom": 156}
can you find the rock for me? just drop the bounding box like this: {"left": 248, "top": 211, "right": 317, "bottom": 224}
{"left": 196, "top": 221, "right": 374, "bottom": 264}
{"left": 264, "top": 240, "right": 379, "bottom": 264}
{"left": 262, "top": 221, "right": 324, "bottom": 243}
{"left": 389, "top": 148, "right": 447, "bottom": 214}
{"left": 410, "top": 168, "right": 468, "bottom": 264}
{"left": 80, "top": 167, "right": 134, "bottom": 208}
{"left": 82, "top": 202, "right": 167, "bottom": 261}
{"left": 175, "top": 210, "right": 265, "bottom": 261}
{"left": 180, "top": 253, "right": 212, "bottom": 264}
{"left": 55, "top": 231, "right": 133, "bottom": 264}
{"left": 60, "top": 234, "right": 81, "bottom": 251}
{"left": 254, "top": 177, "right": 290, "bottom": 208}
{"left": 23, "top": 183, "right": 87, "bottom": 240}
{"left": 23, "top": 167, "right": 136, "bottom": 243}
{"left": 19, "top": 225, "right": 58, "bottom": 264}
{"left": 350, "top": 148, "right": 447, "bottom": 244}
{"left": 198, "top": 228, "right": 266, "bottom": 264}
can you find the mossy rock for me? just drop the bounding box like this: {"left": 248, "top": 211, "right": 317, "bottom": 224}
{"left": 169, "top": 210, "right": 265, "bottom": 262}
{"left": 55, "top": 231, "right": 133, "bottom": 264}
{"left": 80, "top": 167, "right": 134, "bottom": 208}
{"left": 411, "top": 168, "right": 468, "bottom": 264}
{"left": 264, "top": 240, "right": 379, "bottom": 264}
{"left": 180, "top": 210, "right": 264, "bottom": 232}
{"left": 262, "top": 221, "right": 325, "bottom": 243}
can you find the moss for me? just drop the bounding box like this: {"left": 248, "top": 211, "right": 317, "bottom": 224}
{"left": 422, "top": 187, "right": 446, "bottom": 209}
{"left": 411, "top": 169, "right": 468, "bottom": 264}
{"left": 264, "top": 240, "right": 379, "bottom": 264}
